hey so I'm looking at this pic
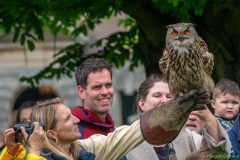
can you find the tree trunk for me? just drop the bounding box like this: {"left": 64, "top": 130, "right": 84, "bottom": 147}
{"left": 121, "top": 2, "right": 177, "bottom": 77}
{"left": 123, "top": 2, "right": 240, "bottom": 85}
{"left": 195, "top": 7, "right": 240, "bottom": 85}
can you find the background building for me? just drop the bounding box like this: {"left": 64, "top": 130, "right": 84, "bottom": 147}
{"left": 0, "top": 14, "right": 146, "bottom": 132}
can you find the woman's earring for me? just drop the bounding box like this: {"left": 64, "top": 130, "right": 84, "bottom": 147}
{"left": 55, "top": 139, "right": 58, "bottom": 144}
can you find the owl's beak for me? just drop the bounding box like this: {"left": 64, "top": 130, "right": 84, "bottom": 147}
{"left": 179, "top": 34, "right": 184, "bottom": 42}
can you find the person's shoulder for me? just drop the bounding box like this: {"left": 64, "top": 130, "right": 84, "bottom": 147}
{"left": 71, "top": 106, "right": 83, "bottom": 110}
{"left": 233, "top": 113, "right": 240, "bottom": 122}
{"left": 41, "top": 148, "right": 65, "bottom": 160}
{"left": 215, "top": 115, "right": 234, "bottom": 131}
{"left": 228, "top": 113, "right": 240, "bottom": 133}
{"left": 79, "top": 146, "right": 96, "bottom": 159}
{"left": 71, "top": 106, "right": 84, "bottom": 115}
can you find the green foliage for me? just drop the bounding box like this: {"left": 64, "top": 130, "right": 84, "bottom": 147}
{"left": 20, "top": 22, "right": 141, "bottom": 87}
{"left": 92, "top": 26, "right": 141, "bottom": 70}
{"left": 20, "top": 43, "right": 86, "bottom": 87}
{"left": 152, "top": 0, "right": 208, "bottom": 22}
{"left": 1, "top": 0, "right": 240, "bottom": 86}
{"left": 27, "top": 40, "right": 35, "bottom": 51}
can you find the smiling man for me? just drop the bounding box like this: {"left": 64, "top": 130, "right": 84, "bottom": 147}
{"left": 71, "top": 58, "right": 115, "bottom": 139}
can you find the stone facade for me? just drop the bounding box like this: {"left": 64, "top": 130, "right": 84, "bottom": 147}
{"left": 0, "top": 14, "right": 146, "bottom": 132}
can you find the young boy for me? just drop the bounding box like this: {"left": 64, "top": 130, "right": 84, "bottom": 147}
{"left": 210, "top": 78, "right": 240, "bottom": 131}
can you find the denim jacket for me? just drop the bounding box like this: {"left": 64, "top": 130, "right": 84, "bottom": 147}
{"left": 41, "top": 147, "right": 95, "bottom": 160}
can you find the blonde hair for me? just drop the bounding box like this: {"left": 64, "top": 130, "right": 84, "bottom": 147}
{"left": 31, "top": 97, "right": 80, "bottom": 160}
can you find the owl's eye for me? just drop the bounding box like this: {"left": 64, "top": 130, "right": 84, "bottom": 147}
{"left": 172, "top": 31, "right": 178, "bottom": 36}
{"left": 184, "top": 30, "right": 190, "bottom": 35}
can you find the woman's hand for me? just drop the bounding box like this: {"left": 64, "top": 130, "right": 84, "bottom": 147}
{"left": 5, "top": 128, "right": 21, "bottom": 156}
{"left": 21, "top": 122, "right": 45, "bottom": 156}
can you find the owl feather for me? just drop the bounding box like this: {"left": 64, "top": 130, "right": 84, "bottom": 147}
{"left": 159, "top": 23, "right": 214, "bottom": 98}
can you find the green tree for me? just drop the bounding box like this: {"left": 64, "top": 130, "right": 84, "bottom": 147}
{"left": 1, "top": 0, "right": 240, "bottom": 86}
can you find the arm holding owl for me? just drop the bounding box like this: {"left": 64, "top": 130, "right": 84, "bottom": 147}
{"left": 140, "top": 86, "right": 210, "bottom": 145}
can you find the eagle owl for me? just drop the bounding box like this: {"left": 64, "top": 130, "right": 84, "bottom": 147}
{"left": 159, "top": 23, "right": 214, "bottom": 98}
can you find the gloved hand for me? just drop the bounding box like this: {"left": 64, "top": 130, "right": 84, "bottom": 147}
{"left": 140, "top": 86, "right": 209, "bottom": 145}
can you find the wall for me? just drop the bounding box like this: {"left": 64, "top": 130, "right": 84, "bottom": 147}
{"left": 0, "top": 14, "right": 146, "bottom": 132}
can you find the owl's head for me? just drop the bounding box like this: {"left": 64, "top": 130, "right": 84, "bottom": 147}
{"left": 166, "top": 23, "right": 198, "bottom": 47}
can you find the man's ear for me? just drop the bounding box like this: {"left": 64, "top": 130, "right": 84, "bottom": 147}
{"left": 46, "top": 130, "right": 57, "bottom": 140}
{"left": 210, "top": 100, "right": 216, "bottom": 109}
{"left": 77, "top": 85, "right": 85, "bottom": 99}
{"left": 138, "top": 99, "right": 145, "bottom": 112}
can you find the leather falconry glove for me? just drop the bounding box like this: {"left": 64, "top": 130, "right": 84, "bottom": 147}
{"left": 140, "top": 86, "right": 209, "bottom": 146}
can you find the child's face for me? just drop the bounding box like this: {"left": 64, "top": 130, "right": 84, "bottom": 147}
{"left": 211, "top": 93, "right": 240, "bottom": 120}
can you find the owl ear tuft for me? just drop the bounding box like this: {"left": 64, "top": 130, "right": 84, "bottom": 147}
{"left": 189, "top": 23, "right": 196, "bottom": 27}
{"left": 166, "top": 25, "right": 174, "bottom": 29}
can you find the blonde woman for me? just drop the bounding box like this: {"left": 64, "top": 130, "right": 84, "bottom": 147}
{"left": 1, "top": 88, "right": 209, "bottom": 160}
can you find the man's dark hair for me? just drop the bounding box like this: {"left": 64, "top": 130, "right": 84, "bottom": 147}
{"left": 75, "top": 58, "right": 112, "bottom": 89}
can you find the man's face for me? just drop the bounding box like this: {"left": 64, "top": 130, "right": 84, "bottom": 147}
{"left": 184, "top": 113, "right": 204, "bottom": 134}
{"left": 78, "top": 69, "right": 114, "bottom": 120}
